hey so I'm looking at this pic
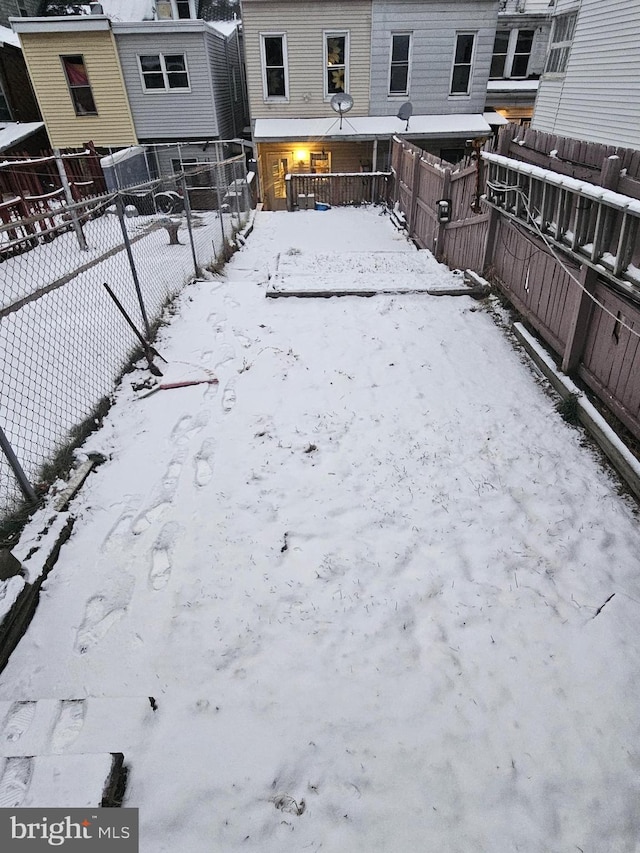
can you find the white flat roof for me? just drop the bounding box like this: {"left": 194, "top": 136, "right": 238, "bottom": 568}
{"left": 11, "top": 16, "right": 111, "bottom": 33}
{"left": 0, "top": 121, "right": 45, "bottom": 154}
{"left": 0, "top": 25, "right": 21, "bottom": 48}
{"left": 254, "top": 113, "right": 492, "bottom": 142}
{"left": 483, "top": 111, "right": 510, "bottom": 126}
{"left": 487, "top": 80, "right": 540, "bottom": 93}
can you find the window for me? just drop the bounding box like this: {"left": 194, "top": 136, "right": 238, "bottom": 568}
{"left": 490, "top": 29, "right": 534, "bottom": 79}
{"left": 261, "top": 34, "right": 288, "bottom": 99}
{"left": 139, "top": 54, "right": 190, "bottom": 91}
{"left": 61, "top": 55, "right": 97, "bottom": 115}
{"left": 325, "top": 32, "right": 348, "bottom": 97}
{"left": 450, "top": 33, "right": 475, "bottom": 95}
{"left": 174, "top": 0, "right": 192, "bottom": 18}
{"left": 490, "top": 30, "right": 509, "bottom": 78}
{"left": 389, "top": 33, "right": 411, "bottom": 95}
{"left": 545, "top": 12, "right": 577, "bottom": 74}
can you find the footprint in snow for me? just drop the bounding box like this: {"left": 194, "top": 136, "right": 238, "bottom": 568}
{"left": 1, "top": 701, "right": 36, "bottom": 744}
{"left": 222, "top": 381, "right": 236, "bottom": 413}
{"left": 75, "top": 585, "right": 132, "bottom": 655}
{"left": 194, "top": 439, "right": 216, "bottom": 487}
{"left": 51, "top": 700, "right": 86, "bottom": 753}
{"left": 0, "top": 758, "right": 33, "bottom": 808}
{"left": 149, "top": 522, "right": 180, "bottom": 590}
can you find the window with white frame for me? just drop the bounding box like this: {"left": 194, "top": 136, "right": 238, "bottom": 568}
{"left": 139, "top": 54, "right": 190, "bottom": 91}
{"left": 61, "top": 55, "right": 97, "bottom": 115}
{"left": 450, "top": 32, "right": 475, "bottom": 95}
{"left": 261, "top": 34, "right": 288, "bottom": 99}
{"left": 174, "top": 0, "right": 193, "bottom": 18}
{"left": 545, "top": 12, "right": 577, "bottom": 74}
{"left": 490, "top": 28, "right": 534, "bottom": 78}
{"left": 325, "top": 32, "right": 348, "bottom": 96}
{"left": 389, "top": 33, "right": 411, "bottom": 95}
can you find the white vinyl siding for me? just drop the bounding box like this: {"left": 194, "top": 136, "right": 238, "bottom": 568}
{"left": 370, "top": 0, "right": 496, "bottom": 116}
{"left": 532, "top": 0, "right": 640, "bottom": 151}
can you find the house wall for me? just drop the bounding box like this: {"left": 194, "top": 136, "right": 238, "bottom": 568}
{"left": 494, "top": 14, "right": 550, "bottom": 77}
{"left": 369, "top": 0, "right": 499, "bottom": 116}
{"left": 0, "top": 43, "right": 41, "bottom": 121}
{"left": 242, "top": 0, "right": 371, "bottom": 120}
{"left": 204, "top": 26, "right": 246, "bottom": 139}
{"left": 115, "top": 28, "right": 220, "bottom": 141}
{"left": 0, "top": 0, "right": 41, "bottom": 28}
{"left": 18, "top": 28, "right": 137, "bottom": 148}
{"left": 532, "top": 0, "right": 640, "bottom": 150}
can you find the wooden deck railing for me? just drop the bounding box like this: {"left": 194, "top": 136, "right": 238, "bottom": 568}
{"left": 286, "top": 172, "right": 391, "bottom": 210}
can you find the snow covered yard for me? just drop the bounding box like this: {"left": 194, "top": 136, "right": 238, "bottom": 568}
{"left": 1, "top": 207, "right": 640, "bottom": 852}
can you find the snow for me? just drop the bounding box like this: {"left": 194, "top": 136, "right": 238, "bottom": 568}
{"left": 482, "top": 110, "right": 509, "bottom": 126}
{"left": 254, "top": 114, "right": 492, "bottom": 141}
{"left": 486, "top": 80, "right": 540, "bottom": 93}
{"left": 97, "top": 0, "right": 155, "bottom": 21}
{"left": 205, "top": 20, "right": 239, "bottom": 38}
{"left": 1, "top": 207, "right": 640, "bottom": 849}
{"left": 0, "top": 25, "right": 21, "bottom": 48}
{"left": 0, "top": 122, "right": 45, "bottom": 154}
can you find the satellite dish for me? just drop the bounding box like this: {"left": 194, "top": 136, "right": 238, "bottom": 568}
{"left": 397, "top": 101, "right": 413, "bottom": 130}
{"left": 330, "top": 93, "right": 354, "bottom": 129}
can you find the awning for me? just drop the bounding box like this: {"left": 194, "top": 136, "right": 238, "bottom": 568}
{"left": 253, "top": 113, "right": 492, "bottom": 143}
{"left": 483, "top": 111, "right": 510, "bottom": 126}
{"left": 0, "top": 122, "right": 45, "bottom": 154}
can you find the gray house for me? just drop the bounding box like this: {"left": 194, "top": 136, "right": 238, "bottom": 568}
{"left": 112, "top": 17, "right": 248, "bottom": 173}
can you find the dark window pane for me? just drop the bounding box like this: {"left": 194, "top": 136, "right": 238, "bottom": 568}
{"left": 451, "top": 65, "right": 470, "bottom": 93}
{"left": 455, "top": 34, "right": 474, "bottom": 64}
{"left": 176, "top": 0, "right": 191, "bottom": 18}
{"left": 327, "top": 36, "right": 345, "bottom": 66}
{"left": 164, "top": 55, "right": 186, "bottom": 72}
{"left": 266, "top": 67, "right": 285, "bottom": 96}
{"left": 327, "top": 67, "right": 345, "bottom": 93}
{"left": 72, "top": 86, "right": 97, "bottom": 115}
{"left": 143, "top": 72, "right": 165, "bottom": 89}
{"left": 492, "top": 30, "right": 510, "bottom": 53}
{"left": 167, "top": 72, "right": 189, "bottom": 88}
{"left": 140, "top": 55, "right": 162, "bottom": 72}
{"left": 490, "top": 54, "right": 507, "bottom": 78}
{"left": 511, "top": 54, "right": 529, "bottom": 77}
{"left": 515, "top": 30, "right": 534, "bottom": 52}
{"left": 264, "top": 37, "right": 283, "bottom": 67}
{"left": 390, "top": 64, "right": 408, "bottom": 93}
{"left": 392, "top": 34, "right": 410, "bottom": 63}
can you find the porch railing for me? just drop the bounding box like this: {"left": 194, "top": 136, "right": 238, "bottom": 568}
{"left": 286, "top": 172, "right": 391, "bottom": 210}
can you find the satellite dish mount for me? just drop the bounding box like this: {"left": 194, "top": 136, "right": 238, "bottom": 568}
{"left": 330, "top": 93, "right": 354, "bottom": 130}
{"left": 397, "top": 101, "right": 413, "bottom": 131}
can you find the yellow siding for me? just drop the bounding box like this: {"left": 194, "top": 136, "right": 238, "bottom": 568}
{"left": 243, "top": 0, "right": 371, "bottom": 119}
{"left": 20, "top": 30, "right": 137, "bottom": 148}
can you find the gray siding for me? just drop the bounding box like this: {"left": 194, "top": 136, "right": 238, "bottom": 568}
{"left": 204, "top": 27, "right": 246, "bottom": 139}
{"left": 115, "top": 29, "right": 220, "bottom": 140}
{"left": 0, "top": 0, "right": 41, "bottom": 28}
{"left": 532, "top": 0, "right": 640, "bottom": 150}
{"left": 369, "top": 0, "right": 500, "bottom": 116}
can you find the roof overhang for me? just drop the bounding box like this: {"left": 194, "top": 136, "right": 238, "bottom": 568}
{"left": 483, "top": 111, "right": 510, "bottom": 126}
{"left": 11, "top": 15, "right": 112, "bottom": 33}
{"left": 112, "top": 19, "right": 205, "bottom": 35}
{"left": 0, "top": 121, "right": 45, "bottom": 154}
{"left": 253, "top": 114, "right": 492, "bottom": 143}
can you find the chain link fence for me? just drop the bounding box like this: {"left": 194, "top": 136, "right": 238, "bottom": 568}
{"left": 0, "top": 152, "right": 253, "bottom": 539}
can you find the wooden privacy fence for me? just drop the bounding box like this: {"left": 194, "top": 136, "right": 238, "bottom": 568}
{"left": 286, "top": 172, "right": 390, "bottom": 210}
{"left": 390, "top": 136, "right": 489, "bottom": 272}
{"left": 390, "top": 130, "right": 640, "bottom": 442}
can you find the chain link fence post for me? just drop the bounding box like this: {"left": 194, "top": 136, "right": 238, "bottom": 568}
{"left": 215, "top": 163, "right": 227, "bottom": 253}
{"left": 180, "top": 175, "right": 201, "bottom": 279}
{"left": 0, "top": 422, "right": 37, "bottom": 504}
{"left": 115, "top": 194, "right": 152, "bottom": 340}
